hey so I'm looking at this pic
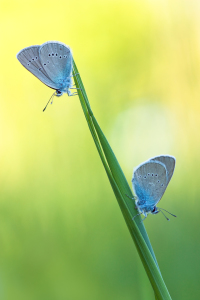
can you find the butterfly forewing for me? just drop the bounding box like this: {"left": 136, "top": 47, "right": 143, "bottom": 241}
{"left": 17, "top": 46, "right": 58, "bottom": 89}
{"left": 132, "top": 161, "right": 168, "bottom": 205}
{"left": 150, "top": 155, "right": 175, "bottom": 185}
{"left": 39, "top": 41, "right": 72, "bottom": 83}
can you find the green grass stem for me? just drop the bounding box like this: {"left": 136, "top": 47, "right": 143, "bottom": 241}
{"left": 72, "top": 60, "right": 172, "bottom": 300}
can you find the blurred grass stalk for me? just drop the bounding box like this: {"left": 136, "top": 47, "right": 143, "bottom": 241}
{"left": 73, "top": 60, "right": 172, "bottom": 300}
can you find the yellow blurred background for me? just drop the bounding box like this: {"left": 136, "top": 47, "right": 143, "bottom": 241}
{"left": 0, "top": 0, "right": 200, "bottom": 299}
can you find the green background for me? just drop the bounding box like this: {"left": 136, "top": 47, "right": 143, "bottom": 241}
{"left": 0, "top": 0, "right": 199, "bottom": 299}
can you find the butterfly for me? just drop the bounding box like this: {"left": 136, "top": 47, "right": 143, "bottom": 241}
{"left": 17, "top": 41, "right": 77, "bottom": 110}
{"left": 131, "top": 155, "right": 176, "bottom": 221}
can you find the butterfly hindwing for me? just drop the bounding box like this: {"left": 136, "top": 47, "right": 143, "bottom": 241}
{"left": 39, "top": 41, "right": 72, "bottom": 84}
{"left": 132, "top": 161, "right": 168, "bottom": 206}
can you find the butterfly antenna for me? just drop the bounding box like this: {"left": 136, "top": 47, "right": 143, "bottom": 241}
{"left": 158, "top": 209, "right": 170, "bottom": 221}
{"left": 158, "top": 207, "right": 177, "bottom": 218}
{"left": 43, "top": 92, "right": 56, "bottom": 112}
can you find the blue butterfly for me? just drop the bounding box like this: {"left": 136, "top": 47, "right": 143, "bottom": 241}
{"left": 131, "top": 155, "right": 176, "bottom": 221}
{"left": 17, "top": 41, "right": 78, "bottom": 110}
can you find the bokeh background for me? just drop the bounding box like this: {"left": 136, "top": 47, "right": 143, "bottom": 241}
{"left": 0, "top": 0, "right": 200, "bottom": 299}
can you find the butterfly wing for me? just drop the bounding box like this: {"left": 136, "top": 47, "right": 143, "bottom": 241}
{"left": 132, "top": 161, "right": 168, "bottom": 206}
{"left": 39, "top": 41, "right": 72, "bottom": 84}
{"left": 150, "top": 155, "right": 175, "bottom": 185}
{"left": 16, "top": 46, "right": 58, "bottom": 89}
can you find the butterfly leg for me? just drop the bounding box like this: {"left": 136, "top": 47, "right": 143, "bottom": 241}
{"left": 132, "top": 212, "right": 142, "bottom": 220}
{"left": 68, "top": 89, "right": 81, "bottom": 96}
{"left": 69, "top": 87, "right": 82, "bottom": 94}
{"left": 141, "top": 216, "right": 147, "bottom": 222}
{"left": 71, "top": 73, "right": 79, "bottom": 77}
{"left": 125, "top": 194, "right": 136, "bottom": 200}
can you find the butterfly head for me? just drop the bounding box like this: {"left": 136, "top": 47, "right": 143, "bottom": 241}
{"left": 151, "top": 206, "right": 159, "bottom": 215}
{"left": 55, "top": 90, "right": 63, "bottom": 97}
{"left": 135, "top": 197, "right": 159, "bottom": 216}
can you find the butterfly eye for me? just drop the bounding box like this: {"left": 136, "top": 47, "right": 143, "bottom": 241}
{"left": 155, "top": 174, "right": 158, "bottom": 177}
{"left": 144, "top": 176, "right": 147, "bottom": 179}
{"left": 151, "top": 173, "right": 154, "bottom": 176}
{"left": 157, "top": 180, "right": 160, "bottom": 183}
{"left": 147, "top": 173, "right": 150, "bottom": 176}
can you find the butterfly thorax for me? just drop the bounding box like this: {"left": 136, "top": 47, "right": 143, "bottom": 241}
{"left": 55, "top": 77, "right": 73, "bottom": 96}
{"left": 135, "top": 199, "right": 159, "bottom": 215}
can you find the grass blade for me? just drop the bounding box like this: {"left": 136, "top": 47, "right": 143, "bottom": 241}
{"left": 72, "top": 60, "right": 172, "bottom": 300}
